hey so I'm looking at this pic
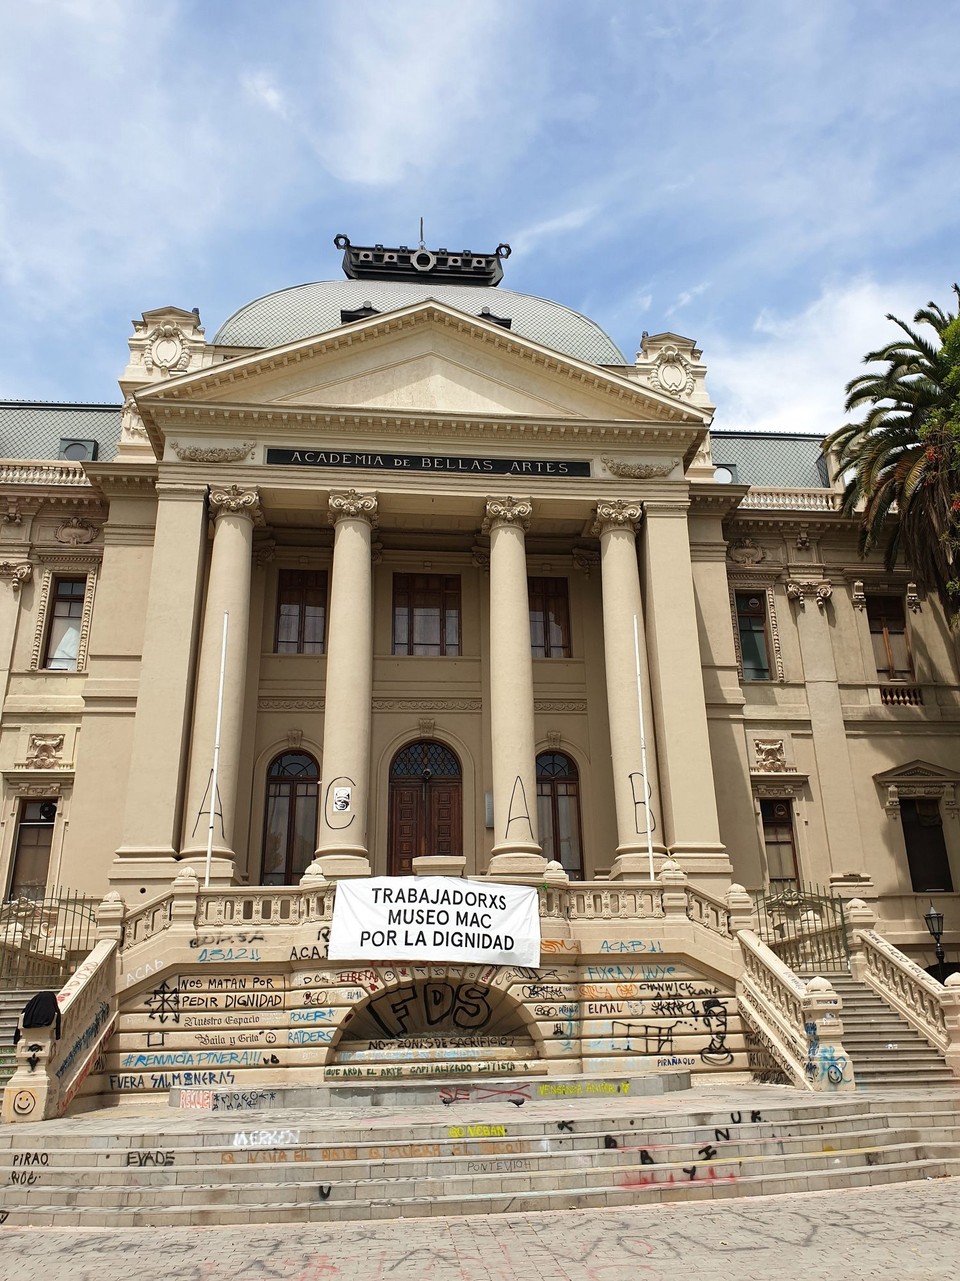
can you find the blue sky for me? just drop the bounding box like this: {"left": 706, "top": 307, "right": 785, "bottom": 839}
{"left": 1, "top": 0, "right": 958, "bottom": 433}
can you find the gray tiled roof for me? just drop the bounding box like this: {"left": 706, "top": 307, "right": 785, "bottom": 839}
{"left": 711, "top": 431, "right": 828, "bottom": 488}
{"left": 0, "top": 402, "right": 121, "bottom": 462}
{"left": 213, "top": 280, "right": 628, "bottom": 366}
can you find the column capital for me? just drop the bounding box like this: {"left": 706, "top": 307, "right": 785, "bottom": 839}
{"left": 0, "top": 561, "right": 32, "bottom": 593}
{"left": 482, "top": 495, "right": 533, "bottom": 534}
{"left": 327, "top": 489, "right": 379, "bottom": 528}
{"left": 209, "top": 484, "right": 265, "bottom": 527}
{"left": 591, "top": 498, "right": 643, "bottom": 536}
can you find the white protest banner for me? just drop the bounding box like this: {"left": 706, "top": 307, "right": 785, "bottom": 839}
{"left": 327, "top": 876, "right": 541, "bottom": 967}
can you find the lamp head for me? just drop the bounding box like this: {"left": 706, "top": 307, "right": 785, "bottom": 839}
{"left": 924, "top": 903, "right": 945, "bottom": 940}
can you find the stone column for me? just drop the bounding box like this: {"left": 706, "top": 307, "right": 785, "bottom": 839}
{"left": 314, "top": 489, "right": 378, "bottom": 878}
{"left": 483, "top": 496, "right": 544, "bottom": 878}
{"left": 112, "top": 482, "right": 208, "bottom": 891}
{"left": 592, "top": 499, "right": 665, "bottom": 879}
{"left": 180, "top": 485, "right": 263, "bottom": 877}
{"left": 641, "top": 499, "right": 729, "bottom": 879}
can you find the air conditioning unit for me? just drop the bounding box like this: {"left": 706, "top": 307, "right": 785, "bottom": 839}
{"left": 57, "top": 439, "right": 99, "bottom": 462}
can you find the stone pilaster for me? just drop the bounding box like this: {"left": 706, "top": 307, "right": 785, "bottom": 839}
{"left": 592, "top": 499, "right": 665, "bottom": 880}
{"left": 641, "top": 499, "right": 729, "bottom": 880}
{"left": 482, "top": 496, "right": 545, "bottom": 879}
{"left": 314, "top": 490, "right": 378, "bottom": 878}
{"left": 180, "top": 485, "right": 263, "bottom": 878}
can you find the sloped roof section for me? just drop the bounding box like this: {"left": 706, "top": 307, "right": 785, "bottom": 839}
{"left": 0, "top": 402, "right": 122, "bottom": 462}
{"left": 712, "top": 431, "right": 829, "bottom": 488}
{"left": 213, "top": 280, "right": 627, "bottom": 366}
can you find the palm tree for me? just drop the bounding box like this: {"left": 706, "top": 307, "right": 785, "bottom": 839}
{"left": 823, "top": 286, "right": 960, "bottom": 622}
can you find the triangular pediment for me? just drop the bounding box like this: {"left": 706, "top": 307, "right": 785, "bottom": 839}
{"left": 136, "top": 301, "right": 708, "bottom": 427}
{"left": 874, "top": 760, "right": 960, "bottom": 786}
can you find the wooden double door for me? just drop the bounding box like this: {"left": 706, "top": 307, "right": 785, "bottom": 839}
{"left": 388, "top": 741, "right": 462, "bottom": 876}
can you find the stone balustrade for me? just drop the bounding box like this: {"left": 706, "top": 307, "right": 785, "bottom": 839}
{"left": 736, "top": 929, "right": 854, "bottom": 1091}
{"left": 738, "top": 488, "right": 844, "bottom": 512}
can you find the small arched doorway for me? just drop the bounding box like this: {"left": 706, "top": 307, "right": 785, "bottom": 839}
{"left": 261, "top": 751, "right": 319, "bottom": 884}
{"left": 388, "top": 740, "right": 462, "bottom": 875}
{"left": 536, "top": 751, "right": 584, "bottom": 879}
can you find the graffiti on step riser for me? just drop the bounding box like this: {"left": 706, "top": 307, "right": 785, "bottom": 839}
{"left": 619, "top": 1111, "right": 764, "bottom": 1187}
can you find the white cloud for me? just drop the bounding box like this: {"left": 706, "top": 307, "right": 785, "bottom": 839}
{"left": 512, "top": 206, "right": 600, "bottom": 255}
{"left": 704, "top": 278, "right": 935, "bottom": 435}
{"left": 666, "top": 283, "right": 709, "bottom": 317}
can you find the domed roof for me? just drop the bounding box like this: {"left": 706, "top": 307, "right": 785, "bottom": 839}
{"left": 213, "top": 279, "right": 627, "bottom": 366}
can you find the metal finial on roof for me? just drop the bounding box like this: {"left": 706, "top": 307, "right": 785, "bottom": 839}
{"left": 419, "top": 218, "right": 425, "bottom": 251}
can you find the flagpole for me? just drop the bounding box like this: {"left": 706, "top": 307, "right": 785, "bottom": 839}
{"left": 204, "top": 611, "right": 229, "bottom": 889}
{"left": 633, "top": 614, "right": 656, "bottom": 883}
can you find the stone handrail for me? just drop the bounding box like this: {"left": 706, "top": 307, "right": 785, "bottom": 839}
{"left": 1, "top": 937, "right": 118, "bottom": 1124}
{"left": 739, "top": 488, "right": 844, "bottom": 512}
{"left": 0, "top": 460, "right": 90, "bottom": 486}
{"left": 846, "top": 901, "right": 960, "bottom": 1073}
{"left": 736, "top": 929, "right": 854, "bottom": 1091}
{"left": 686, "top": 884, "right": 732, "bottom": 937}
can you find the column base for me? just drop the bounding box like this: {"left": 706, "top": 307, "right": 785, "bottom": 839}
{"left": 412, "top": 855, "right": 466, "bottom": 877}
{"left": 485, "top": 849, "right": 548, "bottom": 882}
{"left": 608, "top": 852, "right": 664, "bottom": 882}
{"left": 312, "top": 852, "right": 372, "bottom": 879}
{"left": 664, "top": 843, "right": 733, "bottom": 896}
{"left": 109, "top": 852, "right": 234, "bottom": 899}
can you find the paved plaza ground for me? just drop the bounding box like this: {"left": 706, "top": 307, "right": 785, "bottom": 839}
{"left": 2, "top": 1178, "right": 958, "bottom": 1281}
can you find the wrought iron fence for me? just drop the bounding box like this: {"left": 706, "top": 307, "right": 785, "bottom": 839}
{"left": 0, "top": 889, "right": 99, "bottom": 990}
{"left": 752, "top": 883, "right": 850, "bottom": 974}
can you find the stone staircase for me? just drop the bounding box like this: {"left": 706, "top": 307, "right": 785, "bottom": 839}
{"left": 824, "top": 973, "right": 956, "bottom": 1089}
{"left": 2, "top": 1089, "right": 960, "bottom": 1226}
{"left": 0, "top": 989, "right": 35, "bottom": 1087}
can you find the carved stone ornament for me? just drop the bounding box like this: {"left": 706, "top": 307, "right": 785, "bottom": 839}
{"left": 795, "top": 528, "right": 810, "bottom": 551}
{"left": 875, "top": 760, "right": 960, "bottom": 820}
{"left": 572, "top": 547, "right": 600, "bottom": 577}
{"left": 253, "top": 539, "right": 277, "bottom": 569}
{"left": 145, "top": 323, "right": 190, "bottom": 375}
{"left": 418, "top": 718, "right": 436, "bottom": 738}
{"left": 545, "top": 730, "right": 562, "bottom": 750}
{"left": 481, "top": 496, "right": 532, "bottom": 534}
{"left": 285, "top": 729, "right": 303, "bottom": 751}
{"left": 120, "top": 395, "right": 149, "bottom": 443}
{"left": 591, "top": 498, "right": 643, "bottom": 535}
{"left": 24, "top": 734, "right": 65, "bottom": 769}
{"left": 55, "top": 517, "right": 100, "bottom": 546}
{"left": 648, "top": 346, "right": 695, "bottom": 398}
{"left": 171, "top": 441, "right": 255, "bottom": 464}
{"left": 471, "top": 544, "right": 490, "bottom": 573}
{"left": 3, "top": 499, "right": 22, "bottom": 526}
{"left": 327, "top": 489, "right": 379, "bottom": 528}
{"left": 787, "top": 579, "right": 832, "bottom": 610}
{"left": 753, "top": 739, "right": 787, "bottom": 773}
{"left": 0, "top": 562, "right": 32, "bottom": 593}
{"left": 601, "top": 457, "right": 679, "bottom": 480}
{"left": 727, "top": 537, "right": 765, "bottom": 565}
{"left": 209, "top": 485, "right": 265, "bottom": 527}
{"left": 851, "top": 580, "right": 866, "bottom": 610}
{"left": 906, "top": 581, "right": 922, "bottom": 613}
{"left": 371, "top": 539, "right": 384, "bottom": 566}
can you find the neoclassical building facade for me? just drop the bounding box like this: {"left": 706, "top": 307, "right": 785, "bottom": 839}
{"left": 0, "top": 237, "right": 958, "bottom": 964}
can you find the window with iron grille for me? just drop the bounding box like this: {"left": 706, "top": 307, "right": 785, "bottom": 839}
{"left": 275, "top": 569, "right": 327, "bottom": 654}
{"left": 866, "top": 596, "right": 913, "bottom": 681}
{"left": 528, "top": 577, "right": 571, "bottom": 659}
{"left": 392, "top": 574, "right": 461, "bottom": 656}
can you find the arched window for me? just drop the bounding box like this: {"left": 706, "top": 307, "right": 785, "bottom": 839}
{"left": 388, "top": 740, "right": 462, "bottom": 875}
{"left": 537, "top": 752, "right": 583, "bottom": 879}
{"left": 262, "top": 752, "right": 319, "bottom": 885}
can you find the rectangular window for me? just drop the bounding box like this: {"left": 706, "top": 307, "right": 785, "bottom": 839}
{"left": 529, "top": 577, "right": 571, "bottom": 658}
{"left": 735, "top": 591, "right": 771, "bottom": 681}
{"left": 901, "top": 798, "right": 953, "bottom": 892}
{"left": 275, "top": 569, "right": 327, "bottom": 654}
{"left": 760, "top": 798, "right": 799, "bottom": 886}
{"left": 867, "top": 596, "right": 912, "bottom": 680}
{"left": 43, "top": 577, "right": 86, "bottom": 670}
{"left": 8, "top": 799, "right": 57, "bottom": 900}
{"left": 392, "top": 574, "right": 461, "bottom": 656}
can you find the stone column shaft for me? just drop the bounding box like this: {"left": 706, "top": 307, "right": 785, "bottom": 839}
{"left": 593, "top": 500, "right": 664, "bottom": 875}
{"left": 180, "top": 485, "right": 262, "bottom": 874}
{"left": 641, "top": 500, "right": 727, "bottom": 872}
{"left": 484, "top": 496, "right": 544, "bottom": 877}
{"left": 314, "top": 489, "right": 377, "bottom": 877}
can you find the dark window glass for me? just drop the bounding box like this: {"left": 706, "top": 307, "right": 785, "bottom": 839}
{"left": 43, "top": 577, "right": 86, "bottom": 670}
{"left": 392, "top": 574, "right": 461, "bottom": 656}
{"left": 262, "top": 752, "right": 319, "bottom": 885}
{"left": 735, "top": 591, "right": 771, "bottom": 681}
{"left": 867, "top": 596, "right": 912, "bottom": 680}
{"left": 8, "top": 799, "right": 57, "bottom": 899}
{"left": 901, "top": 798, "right": 953, "bottom": 892}
{"left": 760, "top": 798, "right": 798, "bottom": 886}
{"left": 536, "top": 752, "right": 583, "bottom": 878}
{"left": 529, "top": 577, "right": 571, "bottom": 659}
{"left": 275, "top": 570, "right": 327, "bottom": 654}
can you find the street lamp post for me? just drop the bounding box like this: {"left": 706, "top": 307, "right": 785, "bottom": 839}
{"left": 924, "top": 903, "right": 946, "bottom": 983}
